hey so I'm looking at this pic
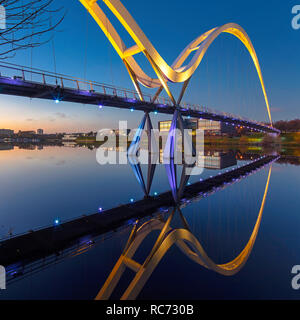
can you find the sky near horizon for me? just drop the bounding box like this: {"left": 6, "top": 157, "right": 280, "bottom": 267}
{"left": 0, "top": 0, "right": 299, "bottom": 133}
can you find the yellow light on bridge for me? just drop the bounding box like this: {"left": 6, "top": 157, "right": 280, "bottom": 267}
{"left": 79, "top": 0, "right": 273, "bottom": 127}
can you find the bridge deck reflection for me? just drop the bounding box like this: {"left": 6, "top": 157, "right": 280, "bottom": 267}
{"left": 0, "top": 155, "right": 277, "bottom": 281}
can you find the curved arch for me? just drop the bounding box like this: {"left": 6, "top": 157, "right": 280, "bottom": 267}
{"left": 79, "top": 0, "right": 272, "bottom": 124}
{"left": 133, "top": 166, "right": 272, "bottom": 277}
{"left": 96, "top": 166, "right": 272, "bottom": 299}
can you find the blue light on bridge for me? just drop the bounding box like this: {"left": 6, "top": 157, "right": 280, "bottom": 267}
{"left": 55, "top": 99, "right": 60, "bottom": 104}
{"left": 130, "top": 198, "right": 134, "bottom": 203}
{"left": 98, "top": 207, "right": 103, "bottom": 212}
{"left": 98, "top": 104, "right": 103, "bottom": 109}
{"left": 54, "top": 219, "right": 60, "bottom": 226}
{"left": 130, "top": 108, "right": 134, "bottom": 112}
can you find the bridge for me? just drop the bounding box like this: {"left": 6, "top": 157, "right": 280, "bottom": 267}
{"left": 0, "top": 62, "right": 278, "bottom": 134}
{"left": 0, "top": 0, "right": 281, "bottom": 298}
{"left": 0, "top": 0, "right": 280, "bottom": 136}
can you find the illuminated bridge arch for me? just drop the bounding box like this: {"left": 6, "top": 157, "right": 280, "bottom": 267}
{"left": 80, "top": 0, "right": 273, "bottom": 125}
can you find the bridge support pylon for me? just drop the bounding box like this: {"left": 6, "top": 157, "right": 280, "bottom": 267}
{"left": 163, "top": 107, "right": 196, "bottom": 203}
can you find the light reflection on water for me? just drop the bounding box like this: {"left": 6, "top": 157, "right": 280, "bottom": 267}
{"left": 0, "top": 144, "right": 300, "bottom": 300}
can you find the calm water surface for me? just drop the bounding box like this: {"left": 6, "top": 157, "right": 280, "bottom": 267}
{"left": 0, "top": 145, "right": 300, "bottom": 300}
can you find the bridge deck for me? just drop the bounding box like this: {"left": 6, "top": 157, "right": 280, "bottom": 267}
{"left": 0, "top": 62, "right": 279, "bottom": 134}
{"left": 0, "top": 155, "right": 278, "bottom": 270}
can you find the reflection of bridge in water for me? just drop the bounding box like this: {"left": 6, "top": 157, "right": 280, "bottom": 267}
{"left": 97, "top": 144, "right": 276, "bottom": 299}
{"left": 97, "top": 167, "right": 272, "bottom": 300}
{"left": 1, "top": 154, "right": 278, "bottom": 287}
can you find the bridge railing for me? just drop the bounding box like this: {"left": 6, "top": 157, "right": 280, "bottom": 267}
{"left": 182, "top": 102, "right": 270, "bottom": 129}
{"left": 0, "top": 62, "right": 275, "bottom": 131}
{"left": 0, "top": 62, "right": 173, "bottom": 105}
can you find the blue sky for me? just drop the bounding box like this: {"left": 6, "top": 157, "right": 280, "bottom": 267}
{"left": 0, "top": 0, "right": 299, "bottom": 133}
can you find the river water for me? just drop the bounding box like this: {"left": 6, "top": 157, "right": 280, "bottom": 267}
{"left": 0, "top": 144, "right": 299, "bottom": 300}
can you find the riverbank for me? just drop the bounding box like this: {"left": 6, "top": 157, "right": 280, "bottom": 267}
{"left": 75, "top": 132, "right": 300, "bottom": 147}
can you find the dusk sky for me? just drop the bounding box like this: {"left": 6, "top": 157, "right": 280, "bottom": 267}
{"left": 0, "top": 0, "right": 299, "bottom": 133}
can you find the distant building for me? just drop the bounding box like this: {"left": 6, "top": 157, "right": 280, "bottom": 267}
{"left": 198, "top": 119, "right": 236, "bottom": 135}
{"left": 114, "top": 129, "right": 131, "bottom": 136}
{"left": 158, "top": 119, "right": 236, "bottom": 135}
{"left": 37, "top": 129, "right": 44, "bottom": 135}
{"left": 158, "top": 121, "right": 172, "bottom": 132}
{"left": 62, "top": 134, "right": 78, "bottom": 141}
{"left": 18, "top": 130, "right": 36, "bottom": 136}
{"left": 0, "top": 129, "right": 14, "bottom": 136}
{"left": 158, "top": 119, "right": 198, "bottom": 132}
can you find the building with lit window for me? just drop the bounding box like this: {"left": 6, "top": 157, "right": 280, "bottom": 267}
{"left": 159, "top": 119, "right": 236, "bottom": 135}
{"left": 159, "top": 121, "right": 172, "bottom": 132}
{"left": 159, "top": 119, "right": 198, "bottom": 132}
{"left": 197, "top": 120, "right": 236, "bottom": 135}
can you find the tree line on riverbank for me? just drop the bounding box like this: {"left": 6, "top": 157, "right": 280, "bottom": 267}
{"left": 273, "top": 119, "right": 300, "bottom": 132}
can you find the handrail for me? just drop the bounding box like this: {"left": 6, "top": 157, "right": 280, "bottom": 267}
{"left": 0, "top": 62, "right": 278, "bottom": 132}
{"left": 0, "top": 62, "right": 169, "bottom": 104}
